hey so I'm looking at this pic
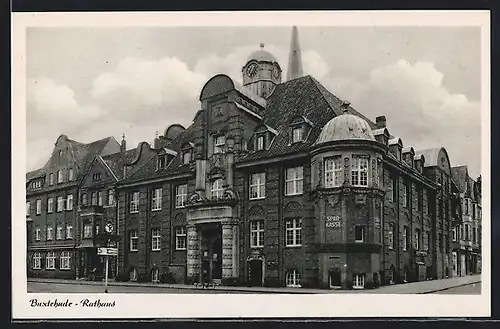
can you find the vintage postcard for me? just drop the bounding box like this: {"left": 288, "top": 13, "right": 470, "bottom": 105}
{"left": 11, "top": 11, "right": 491, "bottom": 319}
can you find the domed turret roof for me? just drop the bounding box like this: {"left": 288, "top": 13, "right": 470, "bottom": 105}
{"left": 315, "top": 105, "right": 375, "bottom": 145}
{"left": 246, "top": 43, "right": 278, "bottom": 63}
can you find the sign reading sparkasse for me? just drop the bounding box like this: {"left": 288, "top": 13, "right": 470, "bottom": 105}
{"left": 325, "top": 215, "right": 342, "bottom": 228}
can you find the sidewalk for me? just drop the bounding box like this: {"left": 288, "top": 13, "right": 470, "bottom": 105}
{"left": 28, "top": 274, "right": 481, "bottom": 294}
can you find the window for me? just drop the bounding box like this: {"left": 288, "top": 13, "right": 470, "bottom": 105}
{"left": 35, "top": 227, "right": 41, "bottom": 241}
{"left": 353, "top": 274, "right": 365, "bottom": 289}
{"left": 465, "top": 224, "right": 470, "bottom": 241}
{"left": 452, "top": 227, "right": 457, "bottom": 241}
{"left": 286, "top": 270, "right": 301, "bottom": 287}
{"left": 460, "top": 225, "right": 464, "bottom": 240}
{"left": 324, "top": 157, "right": 343, "bottom": 188}
{"left": 47, "top": 227, "right": 53, "bottom": 240}
{"left": 211, "top": 179, "right": 224, "bottom": 199}
{"left": 152, "top": 228, "right": 161, "bottom": 251}
{"left": 285, "top": 218, "right": 302, "bottom": 247}
{"left": 57, "top": 170, "right": 64, "bottom": 183}
{"left": 60, "top": 251, "right": 71, "bottom": 270}
{"left": 107, "top": 189, "right": 114, "bottom": 206}
{"left": 285, "top": 167, "right": 303, "bottom": 196}
{"left": 47, "top": 197, "right": 53, "bottom": 213}
{"left": 388, "top": 223, "right": 394, "bottom": 250}
{"left": 32, "top": 180, "right": 42, "bottom": 189}
{"left": 403, "top": 226, "right": 409, "bottom": 251}
{"left": 83, "top": 224, "right": 92, "bottom": 239}
{"left": 256, "top": 135, "right": 265, "bottom": 150}
{"left": 175, "top": 227, "right": 187, "bottom": 250}
{"left": 66, "top": 224, "right": 73, "bottom": 239}
{"left": 82, "top": 193, "right": 88, "bottom": 206}
{"left": 151, "top": 268, "right": 160, "bottom": 283}
{"left": 417, "top": 187, "right": 423, "bottom": 211}
{"left": 157, "top": 155, "right": 167, "bottom": 170}
{"left": 354, "top": 226, "right": 365, "bottom": 242}
{"left": 68, "top": 168, "right": 74, "bottom": 181}
{"left": 49, "top": 173, "right": 54, "bottom": 185}
{"left": 56, "top": 196, "right": 64, "bottom": 212}
{"left": 392, "top": 177, "right": 398, "bottom": 202}
{"left": 151, "top": 188, "right": 162, "bottom": 211}
{"left": 97, "top": 191, "right": 103, "bottom": 206}
{"left": 32, "top": 252, "right": 42, "bottom": 269}
{"left": 415, "top": 229, "right": 421, "bottom": 250}
{"left": 26, "top": 201, "right": 30, "bottom": 216}
{"left": 465, "top": 198, "right": 469, "bottom": 215}
{"left": 249, "top": 173, "right": 266, "bottom": 200}
{"left": 351, "top": 156, "right": 368, "bottom": 187}
{"left": 403, "top": 183, "right": 410, "bottom": 208}
{"left": 66, "top": 194, "right": 73, "bottom": 211}
{"left": 46, "top": 252, "right": 55, "bottom": 269}
{"left": 36, "top": 199, "right": 41, "bottom": 215}
{"left": 472, "top": 226, "right": 477, "bottom": 244}
{"left": 129, "top": 231, "right": 138, "bottom": 251}
{"left": 182, "top": 151, "right": 192, "bottom": 165}
{"left": 250, "top": 220, "right": 264, "bottom": 248}
{"left": 56, "top": 226, "right": 63, "bottom": 240}
{"left": 292, "top": 127, "right": 304, "bottom": 143}
{"left": 93, "top": 173, "right": 102, "bottom": 181}
{"left": 130, "top": 192, "right": 139, "bottom": 213}
{"left": 175, "top": 184, "right": 187, "bottom": 208}
{"left": 214, "top": 135, "right": 225, "bottom": 154}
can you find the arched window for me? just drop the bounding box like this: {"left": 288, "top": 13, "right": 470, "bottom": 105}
{"left": 211, "top": 179, "right": 224, "bottom": 199}
{"left": 285, "top": 269, "right": 301, "bottom": 287}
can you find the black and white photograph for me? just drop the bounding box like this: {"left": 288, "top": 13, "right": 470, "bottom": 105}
{"left": 12, "top": 11, "right": 491, "bottom": 319}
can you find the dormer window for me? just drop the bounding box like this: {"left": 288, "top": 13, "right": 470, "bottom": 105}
{"left": 256, "top": 135, "right": 265, "bottom": 151}
{"left": 214, "top": 135, "right": 225, "bottom": 154}
{"left": 57, "top": 170, "right": 64, "bottom": 183}
{"left": 181, "top": 142, "right": 194, "bottom": 165}
{"left": 93, "top": 173, "right": 102, "bottom": 181}
{"left": 211, "top": 179, "right": 224, "bottom": 199}
{"left": 31, "top": 180, "right": 42, "bottom": 189}
{"left": 49, "top": 173, "right": 54, "bottom": 185}
{"left": 289, "top": 115, "right": 312, "bottom": 144}
{"left": 157, "top": 155, "right": 167, "bottom": 170}
{"left": 292, "top": 127, "right": 304, "bottom": 143}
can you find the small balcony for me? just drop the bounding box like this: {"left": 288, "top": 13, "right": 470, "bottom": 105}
{"left": 77, "top": 204, "right": 104, "bottom": 215}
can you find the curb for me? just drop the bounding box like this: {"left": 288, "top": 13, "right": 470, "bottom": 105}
{"left": 420, "top": 281, "right": 481, "bottom": 294}
{"left": 27, "top": 279, "right": 312, "bottom": 294}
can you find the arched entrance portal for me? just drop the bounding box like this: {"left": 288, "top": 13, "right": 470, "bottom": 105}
{"left": 200, "top": 224, "right": 222, "bottom": 283}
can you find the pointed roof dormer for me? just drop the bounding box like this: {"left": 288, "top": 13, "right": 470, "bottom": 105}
{"left": 286, "top": 26, "right": 304, "bottom": 81}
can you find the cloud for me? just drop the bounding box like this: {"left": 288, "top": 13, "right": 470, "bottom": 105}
{"left": 323, "top": 60, "right": 481, "bottom": 177}
{"left": 90, "top": 56, "right": 207, "bottom": 126}
{"left": 26, "top": 78, "right": 104, "bottom": 170}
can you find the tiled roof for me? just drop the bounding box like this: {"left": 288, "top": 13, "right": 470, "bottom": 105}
{"left": 451, "top": 165, "right": 468, "bottom": 193}
{"left": 26, "top": 136, "right": 116, "bottom": 182}
{"left": 241, "top": 75, "right": 377, "bottom": 162}
{"left": 101, "top": 148, "right": 140, "bottom": 180}
{"left": 117, "top": 117, "right": 200, "bottom": 185}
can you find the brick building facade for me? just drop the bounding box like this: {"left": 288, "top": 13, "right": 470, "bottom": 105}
{"left": 26, "top": 26, "right": 481, "bottom": 289}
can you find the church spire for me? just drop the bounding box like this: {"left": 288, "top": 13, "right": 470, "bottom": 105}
{"left": 286, "top": 26, "right": 304, "bottom": 81}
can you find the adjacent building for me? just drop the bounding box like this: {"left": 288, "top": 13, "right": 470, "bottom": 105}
{"left": 26, "top": 26, "right": 481, "bottom": 289}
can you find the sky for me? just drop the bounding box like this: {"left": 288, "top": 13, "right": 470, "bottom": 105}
{"left": 25, "top": 26, "right": 482, "bottom": 178}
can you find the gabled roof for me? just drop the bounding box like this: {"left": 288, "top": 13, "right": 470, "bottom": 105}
{"left": 451, "top": 165, "right": 468, "bottom": 193}
{"left": 100, "top": 148, "right": 140, "bottom": 180}
{"left": 26, "top": 136, "right": 117, "bottom": 182}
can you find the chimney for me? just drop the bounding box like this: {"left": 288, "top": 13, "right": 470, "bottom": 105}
{"left": 376, "top": 116, "right": 386, "bottom": 129}
{"left": 120, "top": 133, "right": 126, "bottom": 152}
{"left": 340, "top": 100, "right": 350, "bottom": 113}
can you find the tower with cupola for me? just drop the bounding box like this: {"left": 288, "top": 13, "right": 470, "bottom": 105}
{"left": 242, "top": 43, "right": 282, "bottom": 98}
